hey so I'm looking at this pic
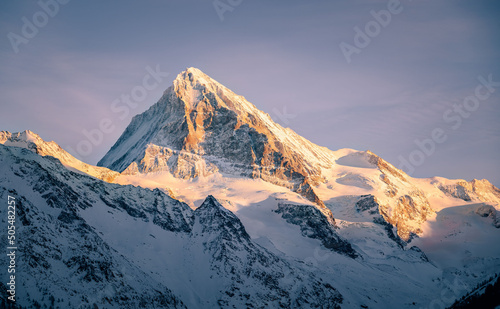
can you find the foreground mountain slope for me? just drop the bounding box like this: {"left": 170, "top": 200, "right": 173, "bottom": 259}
{"left": 0, "top": 144, "right": 188, "bottom": 308}
{"left": 0, "top": 144, "right": 344, "bottom": 308}
{"left": 3, "top": 133, "right": 500, "bottom": 308}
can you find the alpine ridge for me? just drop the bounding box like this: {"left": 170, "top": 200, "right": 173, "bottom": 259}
{"left": 97, "top": 68, "right": 500, "bottom": 241}
{"left": 2, "top": 68, "right": 500, "bottom": 309}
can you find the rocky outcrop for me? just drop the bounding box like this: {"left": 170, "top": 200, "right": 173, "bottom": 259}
{"left": 381, "top": 191, "right": 433, "bottom": 241}
{"left": 475, "top": 204, "right": 500, "bottom": 228}
{"left": 274, "top": 203, "right": 357, "bottom": 258}
{"left": 122, "top": 144, "right": 219, "bottom": 178}
{"left": 363, "top": 151, "right": 434, "bottom": 241}
{"left": 438, "top": 179, "right": 500, "bottom": 206}
{"left": 355, "top": 194, "right": 379, "bottom": 213}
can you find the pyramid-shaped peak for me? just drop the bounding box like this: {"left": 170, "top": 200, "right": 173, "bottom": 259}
{"left": 174, "top": 67, "right": 218, "bottom": 87}
{"left": 184, "top": 67, "right": 206, "bottom": 76}
{"left": 199, "top": 195, "right": 225, "bottom": 211}
{"left": 168, "top": 67, "right": 257, "bottom": 116}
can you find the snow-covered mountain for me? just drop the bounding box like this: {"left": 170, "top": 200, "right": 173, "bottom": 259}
{"left": 3, "top": 136, "right": 499, "bottom": 309}
{"left": 0, "top": 144, "right": 344, "bottom": 308}
{"left": 98, "top": 67, "right": 334, "bottom": 208}
{"left": 2, "top": 68, "right": 500, "bottom": 308}
{"left": 98, "top": 68, "right": 499, "bottom": 241}
{"left": 1, "top": 130, "right": 119, "bottom": 182}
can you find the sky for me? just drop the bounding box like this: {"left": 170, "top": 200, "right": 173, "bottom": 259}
{"left": 0, "top": 0, "right": 499, "bottom": 186}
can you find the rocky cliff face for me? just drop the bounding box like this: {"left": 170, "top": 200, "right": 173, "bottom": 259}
{"left": 334, "top": 150, "right": 435, "bottom": 241}
{"left": 438, "top": 179, "right": 500, "bottom": 206}
{"left": 475, "top": 204, "right": 500, "bottom": 228}
{"left": 274, "top": 203, "right": 357, "bottom": 258}
{"left": 98, "top": 68, "right": 335, "bottom": 206}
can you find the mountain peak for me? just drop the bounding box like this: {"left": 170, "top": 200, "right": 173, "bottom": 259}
{"left": 174, "top": 67, "right": 213, "bottom": 86}
{"left": 99, "top": 67, "right": 339, "bottom": 206}
{"left": 169, "top": 67, "right": 253, "bottom": 117}
{"left": 198, "top": 195, "right": 231, "bottom": 214}
{"left": 199, "top": 195, "right": 218, "bottom": 208}
{"left": 1, "top": 130, "right": 40, "bottom": 144}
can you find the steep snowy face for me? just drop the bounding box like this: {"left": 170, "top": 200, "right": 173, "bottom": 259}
{"left": 98, "top": 68, "right": 336, "bottom": 205}
{"left": 365, "top": 151, "right": 435, "bottom": 241}
{"left": 0, "top": 144, "right": 191, "bottom": 308}
{"left": 189, "top": 195, "right": 344, "bottom": 309}
{"left": 1, "top": 130, "right": 119, "bottom": 182}
{"left": 0, "top": 144, "right": 344, "bottom": 308}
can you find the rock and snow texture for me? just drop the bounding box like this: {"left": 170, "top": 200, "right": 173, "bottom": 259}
{"left": 98, "top": 67, "right": 335, "bottom": 207}
{"left": 189, "top": 195, "right": 343, "bottom": 308}
{"left": 0, "top": 145, "right": 344, "bottom": 308}
{"left": 0, "top": 130, "right": 119, "bottom": 182}
{"left": 436, "top": 178, "right": 500, "bottom": 206}
{"left": 2, "top": 135, "right": 500, "bottom": 309}
{"left": 97, "top": 67, "right": 493, "bottom": 240}
{"left": 0, "top": 145, "right": 187, "bottom": 308}
{"left": 2, "top": 67, "right": 500, "bottom": 308}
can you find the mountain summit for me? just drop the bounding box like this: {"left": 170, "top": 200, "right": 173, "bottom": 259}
{"left": 98, "top": 68, "right": 500, "bottom": 241}
{"left": 98, "top": 67, "right": 336, "bottom": 206}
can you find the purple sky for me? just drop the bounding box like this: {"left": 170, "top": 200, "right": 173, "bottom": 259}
{"left": 1, "top": 0, "right": 499, "bottom": 186}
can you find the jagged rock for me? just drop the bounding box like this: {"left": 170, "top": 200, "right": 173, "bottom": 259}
{"left": 438, "top": 179, "right": 500, "bottom": 206}
{"left": 379, "top": 191, "right": 433, "bottom": 241}
{"left": 274, "top": 203, "right": 357, "bottom": 258}
{"left": 356, "top": 194, "right": 379, "bottom": 213}
{"left": 98, "top": 68, "right": 335, "bottom": 206}
{"left": 192, "top": 196, "right": 344, "bottom": 308}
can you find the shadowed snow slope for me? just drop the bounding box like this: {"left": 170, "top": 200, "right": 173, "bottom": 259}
{"left": 0, "top": 144, "right": 345, "bottom": 308}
